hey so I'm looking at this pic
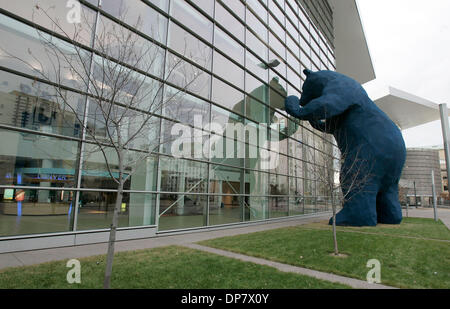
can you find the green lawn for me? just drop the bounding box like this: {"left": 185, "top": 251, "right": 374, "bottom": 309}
{"left": 304, "top": 217, "right": 450, "bottom": 241}
{"left": 200, "top": 218, "right": 450, "bottom": 289}
{"left": 0, "top": 246, "right": 349, "bottom": 289}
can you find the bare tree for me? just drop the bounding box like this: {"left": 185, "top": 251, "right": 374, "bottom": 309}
{"left": 306, "top": 120, "right": 374, "bottom": 256}
{"left": 1, "top": 2, "right": 207, "bottom": 288}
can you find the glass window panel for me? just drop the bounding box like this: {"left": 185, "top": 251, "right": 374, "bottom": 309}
{"left": 209, "top": 194, "right": 242, "bottom": 225}
{"left": 148, "top": 0, "right": 169, "bottom": 12}
{"left": 245, "top": 73, "right": 268, "bottom": 102}
{"left": 286, "top": 3, "right": 298, "bottom": 26}
{"left": 212, "top": 78, "right": 245, "bottom": 112}
{"left": 102, "top": 0, "right": 168, "bottom": 43}
{"left": 289, "top": 179, "right": 305, "bottom": 216}
{"left": 247, "top": 0, "right": 267, "bottom": 22}
{"left": 246, "top": 10, "right": 268, "bottom": 43}
{"left": 213, "top": 52, "right": 244, "bottom": 89}
{"left": 168, "top": 21, "right": 212, "bottom": 70}
{"left": 304, "top": 195, "right": 317, "bottom": 213}
{"left": 210, "top": 104, "right": 244, "bottom": 132}
{"left": 77, "top": 191, "right": 157, "bottom": 230}
{"left": 209, "top": 164, "right": 244, "bottom": 195}
{"left": 246, "top": 33, "right": 268, "bottom": 69}
{"left": 287, "top": 36, "right": 300, "bottom": 60}
{"left": 159, "top": 157, "right": 208, "bottom": 231}
{"left": 163, "top": 85, "right": 210, "bottom": 129}
{"left": 221, "top": 0, "right": 245, "bottom": 21}
{"left": 85, "top": 98, "right": 161, "bottom": 151}
{"left": 268, "top": 16, "right": 284, "bottom": 42}
{"left": 269, "top": 0, "right": 285, "bottom": 27}
{"left": 0, "top": 188, "right": 74, "bottom": 237}
{"left": 161, "top": 117, "right": 210, "bottom": 160}
{"left": 214, "top": 27, "right": 244, "bottom": 64}
{"left": 166, "top": 52, "right": 211, "bottom": 100}
{"left": 81, "top": 143, "right": 158, "bottom": 191}
{"left": 289, "top": 156, "right": 304, "bottom": 179}
{"left": 245, "top": 50, "right": 269, "bottom": 83}
{"left": 95, "top": 16, "right": 166, "bottom": 77}
{"left": 269, "top": 76, "right": 287, "bottom": 110}
{"left": 269, "top": 195, "right": 288, "bottom": 218}
{"left": 0, "top": 129, "right": 79, "bottom": 188}
{"left": 215, "top": 2, "right": 245, "bottom": 42}
{"left": 274, "top": 0, "right": 285, "bottom": 10}
{"left": 287, "top": 66, "right": 301, "bottom": 92}
{"left": 171, "top": 0, "right": 213, "bottom": 43}
{"left": 0, "top": 14, "right": 91, "bottom": 89}
{"left": 245, "top": 96, "right": 269, "bottom": 124}
{"left": 1, "top": 1, "right": 96, "bottom": 46}
{"left": 208, "top": 133, "right": 246, "bottom": 168}
{"left": 244, "top": 169, "right": 269, "bottom": 220}
{"left": 0, "top": 70, "right": 84, "bottom": 138}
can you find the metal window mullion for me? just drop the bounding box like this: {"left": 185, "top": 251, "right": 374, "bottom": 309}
{"left": 72, "top": 2, "right": 101, "bottom": 232}
{"left": 155, "top": 0, "right": 172, "bottom": 231}
{"left": 205, "top": 0, "right": 216, "bottom": 228}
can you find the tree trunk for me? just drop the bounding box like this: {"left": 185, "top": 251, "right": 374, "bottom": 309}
{"left": 332, "top": 204, "right": 339, "bottom": 255}
{"left": 103, "top": 179, "right": 124, "bottom": 289}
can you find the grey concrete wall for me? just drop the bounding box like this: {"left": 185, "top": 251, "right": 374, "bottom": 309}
{"left": 400, "top": 149, "right": 443, "bottom": 204}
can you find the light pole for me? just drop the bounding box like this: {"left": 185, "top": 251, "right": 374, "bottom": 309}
{"left": 439, "top": 103, "right": 450, "bottom": 206}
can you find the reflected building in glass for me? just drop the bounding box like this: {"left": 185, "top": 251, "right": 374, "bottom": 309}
{"left": 0, "top": 0, "right": 370, "bottom": 249}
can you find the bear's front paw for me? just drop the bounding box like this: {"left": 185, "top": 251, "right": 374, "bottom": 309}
{"left": 285, "top": 96, "right": 302, "bottom": 117}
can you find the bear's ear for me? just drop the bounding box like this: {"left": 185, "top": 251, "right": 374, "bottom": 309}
{"left": 303, "top": 69, "right": 313, "bottom": 76}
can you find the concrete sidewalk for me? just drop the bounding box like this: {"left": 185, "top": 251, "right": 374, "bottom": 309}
{"left": 403, "top": 207, "right": 450, "bottom": 229}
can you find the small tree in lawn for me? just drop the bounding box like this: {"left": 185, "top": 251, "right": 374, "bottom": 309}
{"left": 307, "top": 120, "right": 373, "bottom": 256}
{"left": 2, "top": 2, "right": 207, "bottom": 288}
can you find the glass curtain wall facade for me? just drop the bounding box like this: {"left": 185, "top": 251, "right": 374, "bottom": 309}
{"left": 0, "top": 0, "right": 338, "bottom": 238}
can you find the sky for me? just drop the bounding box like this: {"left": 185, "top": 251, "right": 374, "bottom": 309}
{"left": 356, "top": 0, "right": 450, "bottom": 148}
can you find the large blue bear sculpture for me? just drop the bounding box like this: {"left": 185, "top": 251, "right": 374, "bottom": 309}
{"left": 285, "top": 69, "right": 406, "bottom": 226}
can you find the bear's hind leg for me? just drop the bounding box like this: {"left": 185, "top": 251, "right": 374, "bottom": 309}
{"left": 376, "top": 185, "right": 403, "bottom": 224}
{"left": 329, "top": 185, "right": 378, "bottom": 226}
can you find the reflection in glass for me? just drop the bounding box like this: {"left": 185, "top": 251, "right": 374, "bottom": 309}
{"left": 0, "top": 70, "right": 84, "bottom": 138}
{"left": 212, "top": 78, "right": 244, "bottom": 112}
{"left": 0, "top": 189, "right": 74, "bottom": 237}
{"left": 245, "top": 170, "right": 269, "bottom": 221}
{"left": 158, "top": 157, "right": 208, "bottom": 231}
{"left": 0, "top": 129, "right": 79, "bottom": 188}
{"left": 81, "top": 143, "right": 158, "bottom": 191}
{"left": 269, "top": 196, "right": 288, "bottom": 218}
{"left": 77, "top": 191, "right": 156, "bottom": 230}
{"left": 95, "top": 16, "right": 166, "bottom": 77}
{"left": 166, "top": 52, "right": 211, "bottom": 99}
{"left": 101, "top": 0, "right": 168, "bottom": 43}
{"left": 163, "top": 85, "right": 210, "bottom": 129}
{"left": 214, "top": 27, "right": 244, "bottom": 64}
{"left": 215, "top": 3, "right": 245, "bottom": 42}
{"left": 1, "top": 1, "right": 96, "bottom": 46}
{"left": 0, "top": 14, "right": 91, "bottom": 89}
{"left": 209, "top": 195, "right": 242, "bottom": 226}
{"left": 213, "top": 52, "right": 244, "bottom": 89}
{"left": 168, "top": 21, "right": 212, "bottom": 70}
{"left": 171, "top": 0, "right": 213, "bottom": 43}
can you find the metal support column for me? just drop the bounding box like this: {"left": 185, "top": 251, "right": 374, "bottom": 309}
{"left": 439, "top": 104, "right": 450, "bottom": 205}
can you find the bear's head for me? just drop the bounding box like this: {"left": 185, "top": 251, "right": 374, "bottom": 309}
{"left": 299, "top": 69, "right": 337, "bottom": 106}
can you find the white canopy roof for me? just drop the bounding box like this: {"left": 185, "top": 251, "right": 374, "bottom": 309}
{"left": 329, "top": 0, "right": 376, "bottom": 84}
{"left": 364, "top": 83, "right": 441, "bottom": 130}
